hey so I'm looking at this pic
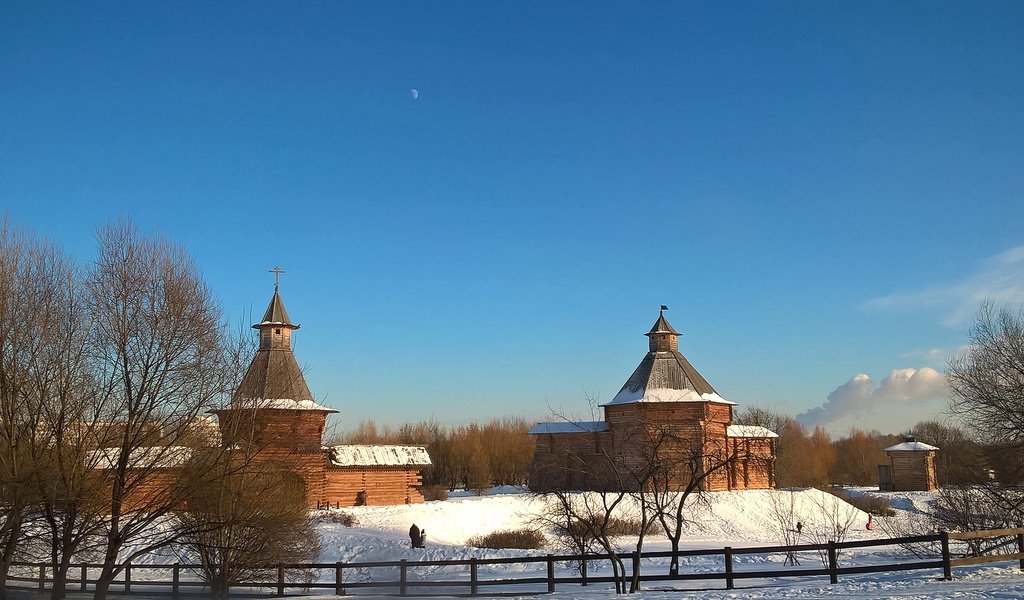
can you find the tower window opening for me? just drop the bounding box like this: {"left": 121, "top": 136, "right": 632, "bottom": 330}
{"left": 275, "top": 328, "right": 282, "bottom": 335}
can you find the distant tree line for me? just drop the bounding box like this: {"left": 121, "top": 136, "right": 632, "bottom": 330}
{"left": 333, "top": 417, "right": 535, "bottom": 492}
{"left": 732, "top": 408, "right": 994, "bottom": 488}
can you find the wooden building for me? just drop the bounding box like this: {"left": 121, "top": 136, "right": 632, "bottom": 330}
{"left": 528, "top": 311, "right": 777, "bottom": 492}
{"left": 878, "top": 437, "right": 938, "bottom": 492}
{"left": 215, "top": 283, "right": 431, "bottom": 506}
{"left": 92, "top": 279, "right": 430, "bottom": 510}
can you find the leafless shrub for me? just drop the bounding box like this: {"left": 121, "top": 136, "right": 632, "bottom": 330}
{"left": 318, "top": 511, "right": 358, "bottom": 527}
{"left": 768, "top": 490, "right": 807, "bottom": 565}
{"left": 822, "top": 487, "right": 896, "bottom": 516}
{"left": 806, "top": 488, "right": 861, "bottom": 567}
{"left": 420, "top": 484, "right": 449, "bottom": 501}
{"left": 467, "top": 528, "right": 546, "bottom": 550}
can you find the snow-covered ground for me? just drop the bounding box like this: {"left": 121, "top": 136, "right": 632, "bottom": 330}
{"left": 307, "top": 486, "right": 1024, "bottom": 599}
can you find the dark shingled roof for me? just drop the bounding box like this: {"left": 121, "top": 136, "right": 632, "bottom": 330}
{"left": 234, "top": 288, "right": 316, "bottom": 405}
{"left": 255, "top": 290, "right": 296, "bottom": 328}
{"left": 234, "top": 348, "right": 314, "bottom": 403}
{"left": 604, "top": 313, "right": 720, "bottom": 406}
{"left": 646, "top": 313, "right": 679, "bottom": 335}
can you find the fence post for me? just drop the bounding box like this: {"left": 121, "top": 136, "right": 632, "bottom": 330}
{"left": 335, "top": 561, "right": 344, "bottom": 596}
{"left": 38, "top": 563, "right": 45, "bottom": 591}
{"left": 400, "top": 559, "right": 408, "bottom": 596}
{"left": 546, "top": 554, "right": 555, "bottom": 593}
{"left": 470, "top": 557, "right": 478, "bottom": 596}
{"left": 827, "top": 540, "right": 838, "bottom": 584}
{"left": 724, "top": 546, "right": 734, "bottom": 590}
{"left": 1017, "top": 533, "right": 1024, "bottom": 571}
{"left": 124, "top": 563, "right": 131, "bottom": 593}
{"left": 581, "top": 555, "right": 588, "bottom": 587}
{"left": 277, "top": 564, "right": 285, "bottom": 597}
{"left": 940, "top": 531, "right": 952, "bottom": 581}
{"left": 172, "top": 563, "right": 180, "bottom": 597}
{"left": 81, "top": 564, "right": 88, "bottom": 592}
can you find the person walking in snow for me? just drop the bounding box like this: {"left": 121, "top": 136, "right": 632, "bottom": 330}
{"left": 418, "top": 529, "right": 427, "bottom": 548}
{"left": 409, "top": 523, "right": 421, "bottom": 548}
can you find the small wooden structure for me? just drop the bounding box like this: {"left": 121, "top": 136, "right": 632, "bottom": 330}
{"left": 528, "top": 311, "right": 777, "bottom": 492}
{"left": 879, "top": 436, "right": 938, "bottom": 492}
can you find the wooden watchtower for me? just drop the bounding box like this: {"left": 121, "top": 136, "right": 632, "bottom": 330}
{"left": 214, "top": 277, "right": 337, "bottom": 504}
{"left": 879, "top": 436, "right": 938, "bottom": 492}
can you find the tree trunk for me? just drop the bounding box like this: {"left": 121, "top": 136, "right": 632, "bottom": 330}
{"left": 668, "top": 536, "right": 680, "bottom": 576}
{"left": 212, "top": 571, "right": 230, "bottom": 600}
{"left": 0, "top": 509, "right": 23, "bottom": 600}
{"left": 50, "top": 546, "right": 77, "bottom": 600}
{"left": 93, "top": 546, "right": 121, "bottom": 600}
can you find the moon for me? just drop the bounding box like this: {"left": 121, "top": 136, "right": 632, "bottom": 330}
{"left": 410, "top": 89, "right": 419, "bottom": 100}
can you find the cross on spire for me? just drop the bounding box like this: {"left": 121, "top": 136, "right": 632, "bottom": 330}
{"left": 270, "top": 266, "right": 285, "bottom": 290}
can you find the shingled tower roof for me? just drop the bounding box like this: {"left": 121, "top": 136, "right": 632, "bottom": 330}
{"left": 256, "top": 288, "right": 296, "bottom": 328}
{"left": 604, "top": 309, "right": 732, "bottom": 406}
{"left": 232, "top": 282, "right": 334, "bottom": 412}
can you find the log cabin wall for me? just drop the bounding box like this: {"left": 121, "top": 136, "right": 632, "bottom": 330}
{"left": 888, "top": 450, "right": 938, "bottom": 491}
{"left": 323, "top": 466, "right": 425, "bottom": 506}
{"left": 528, "top": 431, "right": 616, "bottom": 491}
{"left": 726, "top": 437, "right": 775, "bottom": 490}
{"left": 106, "top": 469, "right": 181, "bottom": 513}
{"left": 218, "top": 409, "right": 328, "bottom": 453}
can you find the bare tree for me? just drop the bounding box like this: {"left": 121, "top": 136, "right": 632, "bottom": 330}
{"left": 948, "top": 301, "right": 1024, "bottom": 484}
{"left": 0, "top": 221, "right": 102, "bottom": 599}
{"left": 176, "top": 450, "right": 320, "bottom": 600}
{"left": 767, "top": 490, "right": 805, "bottom": 566}
{"left": 0, "top": 222, "right": 52, "bottom": 598}
{"left": 805, "top": 489, "right": 860, "bottom": 568}
{"left": 644, "top": 424, "right": 741, "bottom": 578}
{"left": 85, "top": 222, "right": 238, "bottom": 600}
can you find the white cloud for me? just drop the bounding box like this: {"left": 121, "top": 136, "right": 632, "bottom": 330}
{"left": 865, "top": 246, "right": 1024, "bottom": 327}
{"left": 797, "top": 367, "right": 948, "bottom": 429}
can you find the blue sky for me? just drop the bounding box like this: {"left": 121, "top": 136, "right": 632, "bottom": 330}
{"left": 2, "top": 2, "right": 1022, "bottom": 435}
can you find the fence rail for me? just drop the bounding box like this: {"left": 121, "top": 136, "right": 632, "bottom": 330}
{"left": 7, "top": 528, "right": 1024, "bottom": 597}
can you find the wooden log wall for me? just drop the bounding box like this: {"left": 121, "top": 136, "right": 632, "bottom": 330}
{"left": 889, "top": 451, "right": 937, "bottom": 491}
{"left": 323, "top": 466, "right": 425, "bottom": 506}
{"left": 219, "top": 410, "right": 328, "bottom": 453}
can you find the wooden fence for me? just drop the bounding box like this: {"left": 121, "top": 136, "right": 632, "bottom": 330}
{"left": 7, "top": 528, "right": 1024, "bottom": 597}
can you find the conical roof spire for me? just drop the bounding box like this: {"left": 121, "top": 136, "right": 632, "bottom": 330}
{"left": 603, "top": 308, "right": 725, "bottom": 406}
{"left": 646, "top": 306, "right": 679, "bottom": 336}
{"left": 231, "top": 272, "right": 331, "bottom": 411}
{"left": 255, "top": 289, "right": 298, "bottom": 329}
{"left": 253, "top": 266, "right": 299, "bottom": 330}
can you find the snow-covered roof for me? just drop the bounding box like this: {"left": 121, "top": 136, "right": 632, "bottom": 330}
{"left": 89, "top": 446, "right": 193, "bottom": 470}
{"left": 885, "top": 441, "right": 939, "bottom": 452}
{"left": 528, "top": 421, "right": 610, "bottom": 435}
{"left": 328, "top": 445, "right": 432, "bottom": 467}
{"left": 604, "top": 388, "right": 736, "bottom": 406}
{"left": 727, "top": 425, "right": 779, "bottom": 439}
{"left": 232, "top": 398, "right": 336, "bottom": 411}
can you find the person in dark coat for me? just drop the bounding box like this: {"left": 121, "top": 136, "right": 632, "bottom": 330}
{"left": 409, "top": 524, "right": 421, "bottom": 548}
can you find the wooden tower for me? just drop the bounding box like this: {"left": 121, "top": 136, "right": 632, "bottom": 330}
{"left": 215, "top": 275, "right": 337, "bottom": 503}
{"left": 880, "top": 436, "right": 938, "bottom": 491}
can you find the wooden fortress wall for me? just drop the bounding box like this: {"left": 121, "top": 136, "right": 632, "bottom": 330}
{"left": 529, "top": 402, "right": 776, "bottom": 492}
{"left": 323, "top": 466, "right": 425, "bottom": 506}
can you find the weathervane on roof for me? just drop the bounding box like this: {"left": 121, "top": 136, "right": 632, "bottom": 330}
{"left": 270, "top": 266, "right": 285, "bottom": 291}
{"left": 660, "top": 304, "right": 669, "bottom": 315}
